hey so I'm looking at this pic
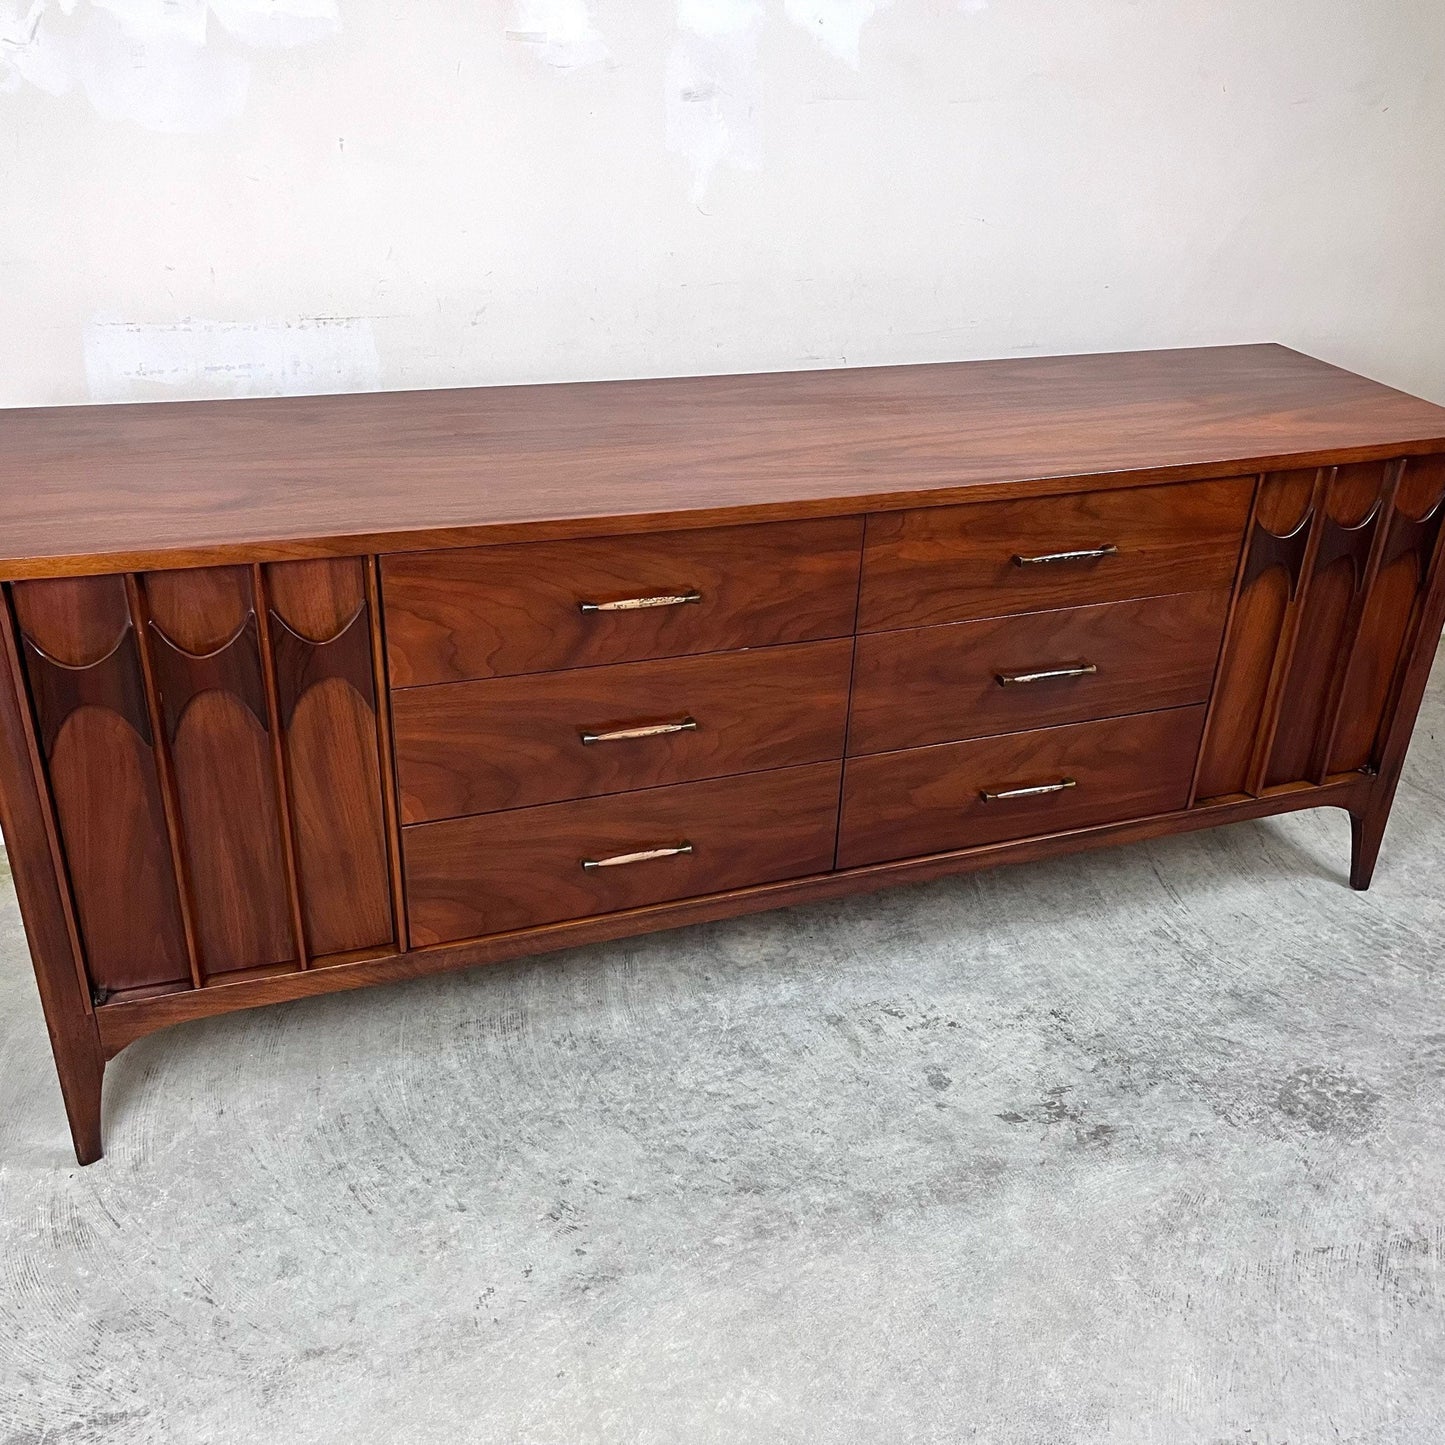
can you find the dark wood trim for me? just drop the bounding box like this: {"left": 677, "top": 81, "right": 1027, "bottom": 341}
{"left": 93, "top": 776, "right": 1367, "bottom": 1056}
{"left": 0, "top": 596, "right": 106, "bottom": 1163}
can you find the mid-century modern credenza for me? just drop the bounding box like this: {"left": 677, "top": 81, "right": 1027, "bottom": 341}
{"left": 3, "top": 345, "right": 1445, "bottom": 1164}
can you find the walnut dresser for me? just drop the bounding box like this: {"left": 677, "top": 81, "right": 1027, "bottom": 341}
{"left": 3, "top": 345, "right": 1445, "bottom": 1165}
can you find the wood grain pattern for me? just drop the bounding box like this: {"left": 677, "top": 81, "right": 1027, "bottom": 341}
{"left": 838, "top": 706, "right": 1207, "bottom": 868}
{"left": 383, "top": 517, "right": 864, "bottom": 686}
{"left": 393, "top": 639, "right": 853, "bottom": 822}
{"left": 10, "top": 575, "right": 190, "bottom": 995}
{"left": 140, "top": 566, "right": 298, "bottom": 979}
{"left": 848, "top": 591, "right": 1227, "bottom": 755}
{"left": 263, "top": 558, "right": 394, "bottom": 957}
{"left": 857, "top": 477, "right": 1252, "bottom": 632}
{"left": 3, "top": 346, "right": 1445, "bottom": 580}
{"left": 404, "top": 762, "right": 843, "bottom": 945}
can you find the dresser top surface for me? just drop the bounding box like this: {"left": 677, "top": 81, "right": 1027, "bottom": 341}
{"left": 3, "top": 343, "right": 1444, "bottom": 578}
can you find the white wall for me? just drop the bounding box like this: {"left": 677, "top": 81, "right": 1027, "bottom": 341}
{"left": 1, "top": 0, "right": 1442, "bottom": 410}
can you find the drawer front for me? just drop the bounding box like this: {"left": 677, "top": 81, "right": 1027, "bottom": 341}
{"left": 404, "top": 762, "right": 842, "bottom": 945}
{"left": 383, "top": 517, "right": 864, "bottom": 686}
{"left": 849, "top": 591, "right": 1227, "bottom": 755}
{"left": 393, "top": 639, "right": 852, "bottom": 822}
{"left": 838, "top": 706, "right": 1206, "bottom": 868}
{"left": 858, "top": 477, "right": 1252, "bottom": 631}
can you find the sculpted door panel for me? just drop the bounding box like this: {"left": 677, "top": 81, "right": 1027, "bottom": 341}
{"left": 141, "top": 566, "right": 297, "bottom": 979}
{"left": 263, "top": 558, "right": 394, "bottom": 956}
{"left": 10, "top": 576, "right": 190, "bottom": 996}
{"left": 1195, "top": 457, "right": 1445, "bottom": 802}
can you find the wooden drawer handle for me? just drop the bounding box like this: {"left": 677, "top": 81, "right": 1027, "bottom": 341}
{"left": 581, "top": 843, "right": 694, "bottom": 871}
{"left": 979, "top": 777, "right": 1077, "bottom": 803}
{"left": 580, "top": 717, "right": 699, "bottom": 745}
{"left": 1011, "top": 545, "right": 1118, "bottom": 567}
{"left": 995, "top": 663, "right": 1098, "bottom": 687}
{"left": 578, "top": 589, "right": 702, "bottom": 613}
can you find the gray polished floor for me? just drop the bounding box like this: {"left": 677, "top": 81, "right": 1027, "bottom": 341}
{"left": 3, "top": 660, "right": 1444, "bottom": 1445}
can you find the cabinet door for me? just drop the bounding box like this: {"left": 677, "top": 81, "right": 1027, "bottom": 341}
{"left": 142, "top": 566, "right": 298, "bottom": 979}
{"left": 10, "top": 576, "right": 190, "bottom": 997}
{"left": 264, "top": 559, "right": 394, "bottom": 957}
{"left": 1195, "top": 457, "right": 1445, "bottom": 801}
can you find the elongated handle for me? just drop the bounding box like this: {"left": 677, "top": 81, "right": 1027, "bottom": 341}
{"left": 995, "top": 663, "right": 1098, "bottom": 687}
{"left": 578, "top": 589, "right": 702, "bottom": 613}
{"left": 581, "top": 842, "right": 694, "bottom": 871}
{"left": 1011, "top": 545, "right": 1118, "bottom": 567}
{"left": 580, "top": 717, "right": 699, "bottom": 745}
{"left": 979, "top": 777, "right": 1077, "bottom": 803}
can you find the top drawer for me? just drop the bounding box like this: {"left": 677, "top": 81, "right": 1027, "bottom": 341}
{"left": 858, "top": 476, "right": 1252, "bottom": 632}
{"left": 383, "top": 517, "right": 864, "bottom": 686}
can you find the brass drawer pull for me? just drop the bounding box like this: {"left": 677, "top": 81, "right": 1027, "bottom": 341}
{"left": 1011, "top": 545, "right": 1118, "bottom": 567}
{"left": 995, "top": 663, "right": 1098, "bottom": 687}
{"left": 979, "top": 778, "right": 1078, "bottom": 803}
{"left": 581, "top": 843, "right": 694, "bottom": 871}
{"left": 578, "top": 589, "right": 702, "bottom": 613}
{"left": 580, "top": 717, "right": 699, "bottom": 745}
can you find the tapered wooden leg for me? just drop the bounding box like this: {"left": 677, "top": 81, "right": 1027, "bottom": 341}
{"left": 1349, "top": 807, "right": 1389, "bottom": 891}
{"left": 45, "top": 1018, "right": 106, "bottom": 1165}
{"left": 0, "top": 599, "right": 108, "bottom": 1163}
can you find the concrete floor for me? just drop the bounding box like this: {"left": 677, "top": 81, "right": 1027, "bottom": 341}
{"left": 3, "top": 669, "right": 1444, "bottom": 1444}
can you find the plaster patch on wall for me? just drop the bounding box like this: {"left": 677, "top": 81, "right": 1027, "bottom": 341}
{"left": 84, "top": 316, "right": 380, "bottom": 401}
{"left": 783, "top": 0, "right": 889, "bottom": 69}
{"left": 505, "top": 0, "right": 606, "bottom": 71}
{"left": 0, "top": 0, "right": 338, "bottom": 131}
{"left": 667, "top": 0, "right": 762, "bottom": 203}
{"left": 957, "top": 0, "right": 986, "bottom": 12}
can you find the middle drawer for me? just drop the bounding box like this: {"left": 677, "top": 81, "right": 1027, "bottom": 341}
{"left": 392, "top": 639, "right": 853, "bottom": 822}
{"left": 849, "top": 590, "right": 1228, "bottom": 754}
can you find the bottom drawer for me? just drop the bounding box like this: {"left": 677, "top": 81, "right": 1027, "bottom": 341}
{"left": 404, "top": 762, "right": 842, "bottom": 946}
{"left": 838, "top": 707, "right": 1206, "bottom": 868}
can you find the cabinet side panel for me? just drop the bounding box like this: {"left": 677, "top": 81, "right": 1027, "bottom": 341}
{"left": 11, "top": 576, "right": 190, "bottom": 995}
{"left": 142, "top": 566, "right": 297, "bottom": 978}
{"left": 264, "top": 559, "right": 394, "bottom": 957}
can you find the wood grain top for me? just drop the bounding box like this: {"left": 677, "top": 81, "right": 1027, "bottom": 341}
{"left": 3, "top": 344, "right": 1444, "bottom": 579}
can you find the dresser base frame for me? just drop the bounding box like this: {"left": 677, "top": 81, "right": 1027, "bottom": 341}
{"left": 25, "top": 766, "right": 1390, "bottom": 1166}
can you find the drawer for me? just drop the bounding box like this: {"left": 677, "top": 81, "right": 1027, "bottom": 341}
{"left": 383, "top": 517, "right": 864, "bottom": 686}
{"left": 837, "top": 706, "right": 1206, "bottom": 868}
{"left": 404, "top": 762, "right": 842, "bottom": 945}
{"left": 858, "top": 477, "right": 1251, "bottom": 631}
{"left": 393, "top": 639, "right": 852, "bottom": 822}
{"left": 848, "top": 591, "right": 1227, "bottom": 755}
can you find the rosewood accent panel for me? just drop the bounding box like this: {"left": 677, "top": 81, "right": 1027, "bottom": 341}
{"left": 263, "top": 559, "right": 394, "bottom": 958}
{"left": 9, "top": 576, "right": 190, "bottom": 996}
{"left": 1195, "top": 458, "right": 1445, "bottom": 801}
{"left": 140, "top": 566, "right": 297, "bottom": 979}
